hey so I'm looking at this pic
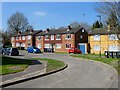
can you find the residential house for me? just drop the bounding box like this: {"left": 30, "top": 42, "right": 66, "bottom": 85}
{"left": 11, "top": 29, "right": 42, "bottom": 49}
{"left": 89, "top": 27, "right": 120, "bottom": 54}
{"left": 36, "top": 26, "right": 88, "bottom": 54}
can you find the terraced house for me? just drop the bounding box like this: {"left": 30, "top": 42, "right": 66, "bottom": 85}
{"left": 11, "top": 29, "right": 42, "bottom": 49}
{"left": 89, "top": 27, "right": 120, "bottom": 54}
{"left": 36, "top": 26, "right": 88, "bottom": 54}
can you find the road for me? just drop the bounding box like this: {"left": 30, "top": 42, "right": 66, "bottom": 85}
{"left": 5, "top": 51, "right": 118, "bottom": 88}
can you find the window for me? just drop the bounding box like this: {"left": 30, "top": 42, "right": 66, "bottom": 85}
{"left": 80, "top": 35, "right": 83, "bottom": 39}
{"left": 56, "top": 44, "right": 61, "bottom": 49}
{"left": 12, "top": 43, "right": 14, "bottom": 47}
{"left": 28, "top": 43, "right": 31, "bottom": 47}
{"left": 28, "top": 35, "right": 31, "bottom": 40}
{"left": 38, "top": 36, "right": 41, "bottom": 40}
{"left": 16, "top": 43, "right": 20, "bottom": 47}
{"left": 93, "top": 45, "right": 100, "bottom": 51}
{"left": 93, "top": 35, "right": 100, "bottom": 41}
{"left": 109, "top": 45, "right": 119, "bottom": 51}
{"left": 37, "top": 44, "right": 42, "bottom": 48}
{"left": 66, "top": 34, "right": 71, "bottom": 39}
{"left": 22, "top": 36, "right": 25, "bottom": 40}
{"left": 66, "top": 44, "right": 71, "bottom": 49}
{"left": 109, "top": 34, "right": 118, "bottom": 40}
{"left": 16, "top": 36, "right": 19, "bottom": 40}
{"left": 82, "top": 29, "right": 85, "bottom": 33}
{"left": 21, "top": 43, "right": 25, "bottom": 47}
{"left": 51, "top": 35, "right": 54, "bottom": 40}
{"left": 56, "top": 34, "right": 61, "bottom": 40}
{"left": 45, "top": 35, "right": 49, "bottom": 40}
{"left": 44, "top": 44, "right": 50, "bottom": 48}
{"left": 11, "top": 37, "right": 14, "bottom": 41}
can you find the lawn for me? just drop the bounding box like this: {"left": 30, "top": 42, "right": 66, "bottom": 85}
{"left": 32, "top": 58, "right": 65, "bottom": 72}
{"left": 71, "top": 54, "right": 120, "bottom": 74}
{"left": 1, "top": 56, "right": 65, "bottom": 75}
{"left": 1, "top": 56, "right": 33, "bottom": 75}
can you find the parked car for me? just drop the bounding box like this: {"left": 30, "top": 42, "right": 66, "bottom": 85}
{"left": 68, "top": 47, "right": 82, "bottom": 54}
{"left": 26, "top": 46, "right": 41, "bottom": 53}
{"left": 3, "top": 48, "right": 19, "bottom": 56}
{"left": 0, "top": 47, "right": 4, "bottom": 54}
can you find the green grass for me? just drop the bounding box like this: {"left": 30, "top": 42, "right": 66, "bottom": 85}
{"left": 71, "top": 54, "right": 120, "bottom": 74}
{"left": 1, "top": 56, "right": 33, "bottom": 75}
{"left": 55, "top": 52, "right": 68, "bottom": 54}
{"left": 32, "top": 58, "right": 65, "bottom": 72}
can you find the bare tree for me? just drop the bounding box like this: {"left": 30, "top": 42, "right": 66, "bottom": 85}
{"left": 7, "top": 12, "right": 30, "bottom": 34}
{"left": 95, "top": 1, "right": 120, "bottom": 40}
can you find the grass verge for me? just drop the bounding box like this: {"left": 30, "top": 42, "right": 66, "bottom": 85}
{"left": 32, "top": 58, "right": 65, "bottom": 72}
{"left": 1, "top": 56, "right": 33, "bottom": 75}
{"left": 71, "top": 54, "right": 120, "bottom": 74}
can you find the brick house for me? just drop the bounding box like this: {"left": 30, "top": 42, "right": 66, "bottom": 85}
{"left": 11, "top": 29, "right": 42, "bottom": 49}
{"left": 36, "top": 26, "right": 88, "bottom": 53}
{"left": 89, "top": 27, "right": 120, "bottom": 54}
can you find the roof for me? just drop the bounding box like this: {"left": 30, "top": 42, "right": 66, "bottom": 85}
{"left": 36, "top": 26, "right": 84, "bottom": 36}
{"left": 11, "top": 30, "right": 42, "bottom": 37}
{"left": 89, "top": 28, "right": 120, "bottom": 35}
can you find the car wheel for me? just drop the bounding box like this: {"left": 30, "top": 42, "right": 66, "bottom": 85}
{"left": 69, "top": 52, "right": 70, "bottom": 54}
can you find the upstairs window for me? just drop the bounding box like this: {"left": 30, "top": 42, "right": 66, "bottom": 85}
{"left": 51, "top": 35, "right": 54, "bottom": 40}
{"left": 82, "top": 29, "right": 85, "bottom": 33}
{"left": 22, "top": 36, "right": 25, "bottom": 40}
{"left": 80, "top": 35, "right": 83, "bottom": 39}
{"left": 28, "top": 35, "right": 31, "bottom": 40}
{"left": 16, "top": 36, "right": 19, "bottom": 40}
{"left": 56, "top": 34, "right": 61, "bottom": 40}
{"left": 11, "top": 37, "right": 14, "bottom": 41}
{"left": 45, "top": 35, "right": 49, "bottom": 40}
{"left": 93, "top": 35, "right": 100, "bottom": 41}
{"left": 109, "top": 34, "right": 118, "bottom": 40}
{"left": 38, "top": 36, "right": 41, "bottom": 40}
{"left": 66, "top": 34, "right": 71, "bottom": 40}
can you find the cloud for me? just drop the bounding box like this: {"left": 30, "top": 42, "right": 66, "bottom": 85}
{"left": 34, "top": 11, "right": 46, "bottom": 16}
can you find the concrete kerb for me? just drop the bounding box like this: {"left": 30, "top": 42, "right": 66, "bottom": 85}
{"left": 74, "top": 57, "right": 118, "bottom": 88}
{"left": 1, "top": 62, "right": 68, "bottom": 88}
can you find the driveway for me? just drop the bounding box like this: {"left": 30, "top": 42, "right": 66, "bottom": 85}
{"left": 6, "top": 51, "right": 118, "bottom": 88}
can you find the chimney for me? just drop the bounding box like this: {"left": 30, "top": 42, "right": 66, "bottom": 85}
{"left": 18, "top": 31, "right": 21, "bottom": 35}
{"left": 30, "top": 29, "right": 34, "bottom": 33}
{"left": 67, "top": 25, "right": 72, "bottom": 31}
{"left": 46, "top": 28, "right": 49, "bottom": 33}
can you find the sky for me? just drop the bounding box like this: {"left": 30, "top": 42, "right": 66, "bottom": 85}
{"left": 2, "top": 2, "right": 100, "bottom": 31}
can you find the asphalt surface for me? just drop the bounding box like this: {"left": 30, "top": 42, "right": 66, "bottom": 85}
{"left": 5, "top": 51, "right": 118, "bottom": 88}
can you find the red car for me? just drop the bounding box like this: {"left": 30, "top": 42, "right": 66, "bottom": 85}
{"left": 68, "top": 47, "right": 82, "bottom": 54}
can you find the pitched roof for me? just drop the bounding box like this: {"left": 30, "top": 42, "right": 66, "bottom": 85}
{"left": 11, "top": 30, "right": 42, "bottom": 37}
{"left": 89, "top": 28, "right": 120, "bottom": 35}
{"left": 36, "top": 26, "right": 85, "bottom": 36}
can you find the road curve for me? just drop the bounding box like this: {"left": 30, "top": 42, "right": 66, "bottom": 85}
{"left": 6, "top": 51, "right": 118, "bottom": 88}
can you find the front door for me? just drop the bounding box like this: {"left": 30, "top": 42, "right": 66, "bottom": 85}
{"left": 79, "top": 44, "right": 86, "bottom": 54}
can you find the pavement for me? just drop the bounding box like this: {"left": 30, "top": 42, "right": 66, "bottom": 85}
{"left": 1, "top": 59, "right": 46, "bottom": 87}
{"left": 1, "top": 51, "right": 119, "bottom": 88}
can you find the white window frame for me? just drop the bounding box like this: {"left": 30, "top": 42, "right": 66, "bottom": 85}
{"left": 82, "top": 29, "right": 85, "bottom": 33}
{"left": 16, "top": 43, "right": 20, "bottom": 47}
{"left": 65, "top": 44, "right": 71, "bottom": 49}
{"left": 11, "top": 37, "right": 14, "bottom": 41}
{"left": 38, "top": 36, "right": 41, "bottom": 40}
{"left": 16, "top": 36, "right": 19, "bottom": 40}
{"left": 93, "top": 35, "right": 100, "bottom": 41}
{"left": 80, "top": 35, "right": 83, "bottom": 39}
{"left": 109, "top": 45, "right": 119, "bottom": 51}
{"left": 56, "top": 34, "right": 61, "bottom": 40}
{"left": 22, "top": 36, "right": 25, "bottom": 40}
{"left": 12, "top": 43, "right": 14, "bottom": 47}
{"left": 56, "top": 44, "right": 61, "bottom": 49}
{"left": 66, "top": 34, "right": 71, "bottom": 40}
{"left": 93, "top": 45, "right": 100, "bottom": 51}
{"left": 109, "top": 34, "right": 118, "bottom": 40}
{"left": 28, "top": 35, "right": 31, "bottom": 40}
{"left": 51, "top": 35, "right": 54, "bottom": 40}
{"left": 45, "top": 35, "right": 49, "bottom": 40}
{"left": 44, "top": 44, "right": 50, "bottom": 48}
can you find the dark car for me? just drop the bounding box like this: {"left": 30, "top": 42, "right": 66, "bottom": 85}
{"left": 68, "top": 47, "right": 82, "bottom": 54}
{"left": 26, "top": 46, "right": 41, "bottom": 53}
{"left": 3, "top": 48, "right": 19, "bottom": 56}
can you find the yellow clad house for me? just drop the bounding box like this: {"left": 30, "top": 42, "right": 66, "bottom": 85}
{"left": 89, "top": 28, "right": 120, "bottom": 54}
